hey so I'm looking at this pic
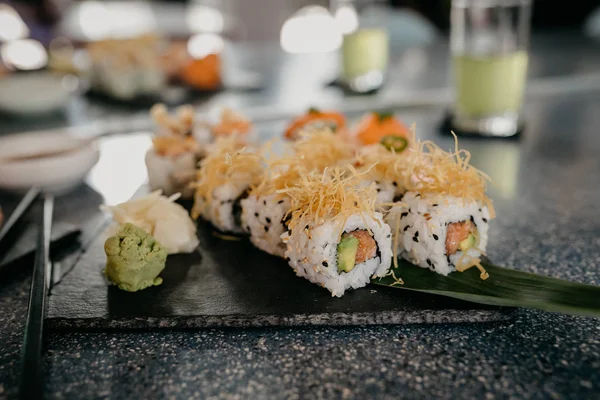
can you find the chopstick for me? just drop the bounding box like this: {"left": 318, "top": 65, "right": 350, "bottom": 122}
{"left": 19, "top": 194, "right": 53, "bottom": 400}
{"left": 0, "top": 187, "right": 40, "bottom": 248}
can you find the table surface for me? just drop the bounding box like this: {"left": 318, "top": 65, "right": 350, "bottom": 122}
{"left": 1, "top": 30, "right": 600, "bottom": 399}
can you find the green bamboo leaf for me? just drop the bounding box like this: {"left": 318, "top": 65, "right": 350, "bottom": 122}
{"left": 372, "top": 259, "right": 600, "bottom": 317}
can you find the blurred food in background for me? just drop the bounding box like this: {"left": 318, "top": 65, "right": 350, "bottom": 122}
{"left": 180, "top": 33, "right": 224, "bottom": 91}
{"left": 87, "top": 35, "right": 167, "bottom": 100}
{"left": 284, "top": 108, "right": 347, "bottom": 141}
{"left": 354, "top": 111, "right": 409, "bottom": 146}
{"left": 212, "top": 108, "right": 252, "bottom": 136}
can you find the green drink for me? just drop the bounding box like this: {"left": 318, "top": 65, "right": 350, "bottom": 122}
{"left": 453, "top": 51, "right": 528, "bottom": 116}
{"left": 341, "top": 28, "right": 388, "bottom": 93}
{"left": 450, "top": 0, "right": 532, "bottom": 137}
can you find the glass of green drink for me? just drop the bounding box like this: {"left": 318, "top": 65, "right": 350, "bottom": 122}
{"left": 334, "top": 0, "right": 389, "bottom": 93}
{"left": 450, "top": 0, "right": 532, "bottom": 137}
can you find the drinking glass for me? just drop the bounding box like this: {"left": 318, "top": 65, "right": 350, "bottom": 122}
{"left": 450, "top": 0, "right": 532, "bottom": 137}
{"left": 334, "top": 0, "right": 389, "bottom": 93}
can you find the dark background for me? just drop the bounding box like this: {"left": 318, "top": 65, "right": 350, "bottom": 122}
{"left": 9, "top": 0, "right": 600, "bottom": 33}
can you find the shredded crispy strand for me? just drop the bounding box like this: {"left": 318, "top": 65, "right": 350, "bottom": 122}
{"left": 401, "top": 130, "right": 495, "bottom": 217}
{"left": 253, "top": 128, "right": 355, "bottom": 197}
{"left": 382, "top": 268, "right": 404, "bottom": 286}
{"left": 277, "top": 166, "right": 377, "bottom": 235}
{"left": 191, "top": 136, "right": 264, "bottom": 219}
{"left": 455, "top": 259, "right": 489, "bottom": 280}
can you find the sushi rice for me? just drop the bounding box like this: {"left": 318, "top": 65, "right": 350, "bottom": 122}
{"left": 386, "top": 192, "right": 490, "bottom": 276}
{"left": 241, "top": 194, "right": 290, "bottom": 257}
{"left": 194, "top": 182, "right": 250, "bottom": 234}
{"left": 282, "top": 212, "right": 392, "bottom": 297}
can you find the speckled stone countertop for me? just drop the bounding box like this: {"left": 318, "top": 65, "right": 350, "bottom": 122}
{"left": 2, "top": 35, "right": 600, "bottom": 398}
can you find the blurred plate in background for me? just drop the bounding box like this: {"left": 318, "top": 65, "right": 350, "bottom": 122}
{"left": 0, "top": 72, "right": 72, "bottom": 115}
{"left": 0, "top": 131, "right": 99, "bottom": 194}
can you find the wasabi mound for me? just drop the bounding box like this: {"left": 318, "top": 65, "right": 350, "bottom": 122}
{"left": 104, "top": 223, "right": 167, "bottom": 292}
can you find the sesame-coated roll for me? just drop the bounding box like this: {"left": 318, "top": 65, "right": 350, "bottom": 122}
{"left": 279, "top": 168, "right": 393, "bottom": 297}
{"left": 191, "top": 136, "right": 263, "bottom": 234}
{"left": 241, "top": 128, "right": 355, "bottom": 257}
{"left": 241, "top": 194, "right": 290, "bottom": 257}
{"left": 386, "top": 192, "right": 490, "bottom": 277}
{"left": 282, "top": 212, "right": 392, "bottom": 297}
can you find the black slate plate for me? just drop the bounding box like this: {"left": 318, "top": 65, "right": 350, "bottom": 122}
{"left": 47, "top": 220, "right": 512, "bottom": 330}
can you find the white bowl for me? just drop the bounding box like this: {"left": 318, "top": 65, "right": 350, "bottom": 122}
{"left": 0, "top": 131, "right": 100, "bottom": 194}
{"left": 0, "top": 72, "right": 71, "bottom": 115}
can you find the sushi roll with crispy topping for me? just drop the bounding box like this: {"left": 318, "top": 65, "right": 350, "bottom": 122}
{"left": 279, "top": 167, "right": 392, "bottom": 297}
{"left": 145, "top": 103, "right": 209, "bottom": 198}
{"left": 191, "top": 136, "right": 264, "bottom": 234}
{"left": 241, "top": 128, "right": 355, "bottom": 257}
{"left": 352, "top": 124, "right": 416, "bottom": 206}
{"left": 386, "top": 134, "right": 495, "bottom": 279}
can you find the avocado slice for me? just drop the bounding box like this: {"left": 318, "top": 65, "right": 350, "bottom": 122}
{"left": 459, "top": 233, "right": 477, "bottom": 252}
{"left": 337, "top": 235, "right": 359, "bottom": 273}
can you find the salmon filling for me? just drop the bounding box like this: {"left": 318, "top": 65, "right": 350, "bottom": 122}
{"left": 336, "top": 229, "right": 378, "bottom": 273}
{"left": 346, "top": 230, "right": 377, "bottom": 263}
{"left": 445, "top": 221, "right": 477, "bottom": 255}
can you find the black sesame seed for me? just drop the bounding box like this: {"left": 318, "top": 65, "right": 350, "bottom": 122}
{"left": 400, "top": 212, "right": 408, "bottom": 218}
{"left": 414, "top": 231, "right": 419, "bottom": 238}
{"left": 305, "top": 225, "right": 309, "bottom": 230}
{"left": 392, "top": 182, "right": 397, "bottom": 187}
{"left": 278, "top": 200, "right": 284, "bottom": 204}
{"left": 376, "top": 188, "right": 381, "bottom": 192}
{"left": 322, "top": 261, "right": 328, "bottom": 267}
{"left": 246, "top": 226, "right": 250, "bottom": 232}
{"left": 433, "top": 234, "right": 439, "bottom": 240}
{"left": 263, "top": 200, "right": 267, "bottom": 206}
{"left": 354, "top": 201, "right": 358, "bottom": 206}
{"left": 386, "top": 234, "right": 391, "bottom": 238}
{"left": 286, "top": 257, "right": 290, "bottom": 262}
{"left": 432, "top": 203, "right": 438, "bottom": 207}
{"left": 415, "top": 194, "right": 420, "bottom": 198}
{"left": 413, "top": 236, "right": 419, "bottom": 243}
{"left": 266, "top": 217, "right": 271, "bottom": 224}
{"left": 470, "top": 216, "right": 475, "bottom": 223}
{"left": 482, "top": 218, "right": 488, "bottom": 223}
{"left": 426, "top": 259, "right": 432, "bottom": 266}
{"left": 254, "top": 212, "right": 259, "bottom": 217}
{"left": 403, "top": 225, "right": 410, "bottom": 232}
{"left": 264, "top": 226, "right": 269, "bottom": 232}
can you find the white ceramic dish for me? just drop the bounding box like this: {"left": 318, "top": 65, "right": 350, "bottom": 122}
{"left": 0, "top": 131, "right": 99, "bottom": 194}
{"left": 0, "top": 72, "right": 71, "bottom": 115}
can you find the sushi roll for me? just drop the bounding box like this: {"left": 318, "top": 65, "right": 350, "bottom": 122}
{"left": 241, "top": 128, "right": 355, "bottom": 257}
{"left": 284, "top": 108, "right": 346, "bottom": 140}
{"left": 191, "top": 136, "right": 264, "bottom": 234}
{"left": 386, "top": 134, "right": 495, "bottom": 279}
{"left": 353, "top": 134, "right": 415, "bottom": 207}
{"left": 279, "top": 168, "right": 392, "bottom": 297}
{"left": 211, "top": 108, "right": 253, "bottom": 137}
{"left": 387, "top": 192, "right": 490, "bottom": 277}
{"left": 145, "top": 104, "right": 206, "bottom": 199}
{"left": 240, "top": 194, "right": 290, "bottom": 257}
{"left": 353, "top": 111, "right": 410, "bottom": 146}
{"left": 145, "top": 150, "right": 197, "bottom": 198}
{"left": 87, "top": 36, "right": 166, "bottom": 100}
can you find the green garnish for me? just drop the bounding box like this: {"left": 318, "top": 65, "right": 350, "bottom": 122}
{"left": 380, "top": 135, "right": 408, "bottom": 153}
{"left": 308, "top": 107, "right": 321, "bottom": 114}
{"left": 375, "top": 111, "right": 394, "bottom": 122}
{"left": 337, "top": 235, "right": 359, "bottom": 273}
